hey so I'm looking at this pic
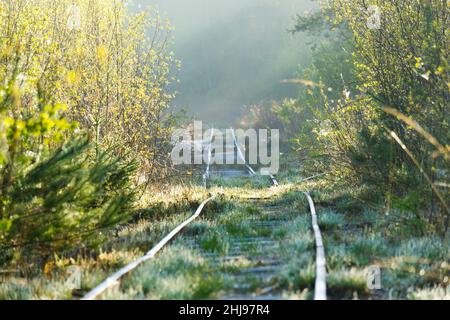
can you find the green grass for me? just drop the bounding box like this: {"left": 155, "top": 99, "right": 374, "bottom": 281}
{"left": 395, "top": 237, "right": 449, "bottom": 261}
{"left": 348, "top": 236, "right": 389, "bottom": 265}
{"left": 269, "top": 190, "right": 305, "bottom": 207}
{"left": 408, "top": 286, "right": 450, "bottom": 300}
{"left": 318, "top": 210, "right": 346, "bottom": 231}
{"left": 199, "top": 231, "right": 230, "bottom": 255}
{"left": 1, "top": 167, "right": 448, "bottom": 300}
{"left": 279, "top": 263, "right": 315, "bottom": 292}
{"left": 96, "top": 180, "right": 316, "bottom": 299}
{"left": 322, "top": 205, "right": 449, "bottom": 299}
{"left": 118, "top": 246, "right": 227, "bottom": 300}
{"left": 208, "top": 175, "right": 271, "bottom": 189}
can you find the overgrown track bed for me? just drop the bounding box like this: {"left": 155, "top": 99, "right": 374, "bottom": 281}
{"left": 78, "top": 128, "right": 327, "bottom": 300}
{"left": 183, "top": 198, "right": 311, "bottom": 300}
{"left": 95, "top": 193, "right": 318, "bottom": 300}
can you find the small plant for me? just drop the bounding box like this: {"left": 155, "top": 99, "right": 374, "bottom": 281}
{"left": 199, "top": 231, "right": 229, "bottom": 255}
{"left": 408, "top": 287, "right": 450, "bottom": 300}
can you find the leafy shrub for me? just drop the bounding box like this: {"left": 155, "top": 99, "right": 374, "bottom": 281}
{"left": 3, "top": 137, "right": 137, "bottom": 264}
{"left": 0, "top": 80, "right": 137, "bottom": 267}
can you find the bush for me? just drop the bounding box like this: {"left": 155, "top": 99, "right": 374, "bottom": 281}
{"left": 0, "top": 80, "right": 137, "bottom": 267}
{"left": 289, "top": 1, "right": 449, "bottom": 232}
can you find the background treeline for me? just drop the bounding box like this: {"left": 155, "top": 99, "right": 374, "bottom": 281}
{"left": 243, "top": 0, "right": 449, "bottom": 234}
{"left": 139, "top": 0, "right": 315, "bottom": 124}
{"left": 0, "top": 0, "right": 178, "bottom": 267}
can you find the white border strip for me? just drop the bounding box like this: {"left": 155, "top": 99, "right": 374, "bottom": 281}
{"left": 82, "top": 196, "right": 216, "bottom": 300}
{"left": 304, "top": 192, "right": 327, "bottom": 300}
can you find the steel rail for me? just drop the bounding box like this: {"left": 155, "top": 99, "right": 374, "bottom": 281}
{"left": 82, "top": 195, "right": 216, "bottom": 300}
{"left": 304, "top": 192, "right": 327, "bottom": 300}
{"left": 231, "top": 128, "right": 257, "bottom": 176}
{"left": 231, "top": 128, "right": 279, "bottom": 186}
{"left": 203, "top": 128, "right": 214, "bottom": 188}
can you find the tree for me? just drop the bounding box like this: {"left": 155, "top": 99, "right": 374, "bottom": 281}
{"left": 0, "top": 77, "right": 137, "bottom": 267}
{"left": 0, "top": 0, "right": 179, "bottom": 183}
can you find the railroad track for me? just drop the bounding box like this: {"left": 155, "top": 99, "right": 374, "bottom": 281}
{"left": 82, "top": 127, "right": 326, "bottom": 300}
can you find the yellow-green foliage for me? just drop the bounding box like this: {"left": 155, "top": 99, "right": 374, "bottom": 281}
{"left": 0, "top": 79, "right": 138, "bottom": 267}
{"left": 0, "top": 91, "right": 76, "bottom": 162}
{"left": 0, "top": 0, "right": 178, "bottom": 180}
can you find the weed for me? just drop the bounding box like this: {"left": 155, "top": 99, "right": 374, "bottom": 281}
{"left": 318, "top": 210, "right": 346, "bottom": 231}
{"left": 328, "top": 268, "right": 369, "bottom": 299}
{"left": 199, "top": 232, "right": 230, "bottom": 255}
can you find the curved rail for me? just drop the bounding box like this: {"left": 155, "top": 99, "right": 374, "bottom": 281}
{"left": 304, "top": 192, "right": 327, "bottom": 300}
{"left": 82, "top": 195, "right": 216, "bottom": 300}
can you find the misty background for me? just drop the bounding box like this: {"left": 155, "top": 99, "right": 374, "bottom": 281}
{"left": 132, "top": 0, "right": 316, "bottom": 125}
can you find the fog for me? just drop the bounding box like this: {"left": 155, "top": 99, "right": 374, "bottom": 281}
{"left": 133, "top": 0, "right": 316, "bottom": 125}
